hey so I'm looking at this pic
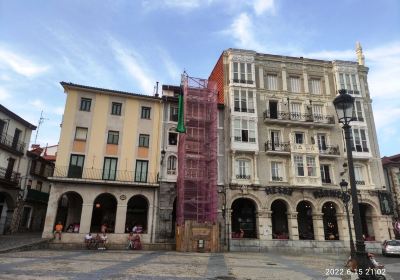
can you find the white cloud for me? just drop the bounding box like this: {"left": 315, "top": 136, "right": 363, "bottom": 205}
{"left": 253, "top": 0, "right": 275, "bottom": 15}
{"left": 158, "top": 48, "right": 181, "bottom": 80}
{"left": 30, "top": 99, "right": 46, "bottom": 110}
{"left": 0, "top": 87, "right": 10, "bottom": 101}
{"left": 227, "top": 13, "right": 265, "bottom": 52}
{"left": 53, "top": 106, "right": 65, "bottom": 116}
{"left": 0, "top": 46, "right": 49, "bottom": 78}
{"left": 110, "top": 39, "right": 155, "bottom": 94}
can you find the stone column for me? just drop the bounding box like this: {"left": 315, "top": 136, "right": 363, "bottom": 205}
{"left": 231, "top": 152, "right": 236, "bottom": 182}
{"left": 336, "top": 213, "right": 346, "bottom": 241}
{"left": 257, "top": 210, "right": 270, "bottom": 240}
{"left": 79, "top": 203, "right": 93, "bottom": 234}
{"left": 312, "top": 213, "right": 325, "bottom": 241}
{"left": 259, "top": 67, "right": 264, "bottom": 89}
{"left": 281, "top": 65, "right": 287, "bottom": 91}
{"left": 303, "top": 69, "right": 309, "bottom": 93}
{"left": 226, "top": 208, "right": 232, "bottom": 248}
{"left": 253, "top": 152, "right": 260, "bottom": 185}
{"left": 115, "top": 204, "right": 127, "bottom": 234}
{"left": 42, "top": 186, "right": 59, "bottom": 238}
{"left": 324, "top": 72, "right": 330, "bottom": 96}
{"left": 288, "top": 212, "right": 299, "bottom": 240}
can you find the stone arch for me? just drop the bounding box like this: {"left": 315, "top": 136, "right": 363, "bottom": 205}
{"left": 293, "top": 198, "right": 317, "bottom": 213}
{"left": 126, "top": 194, "right": 149, "bottom": 233}
{"left": 317, "top": 198, "right": 344, "bottom": 214}
{"left": 359, "top": 202, "right": 377, "bottom": 240}
{"left": 90, "top": 193, "right": 118, "bottom": 233}
{"left": 0, "top": 192, "right": 16, "bottom": 234}
{"left": 296, "top": 200, "right": 315, "bottom": 240}
{"left": 358, "top": 198, "right": 379, "bottom": 215}
{"left": 270, "top": 199, "right": 290, "bottom": 239}
{"left": 266, "top": 195, "right": 294, "bottom": 213}
{"left": 229, "top": 193, "right": 261, "bottom": 212}
{"left": 321, "top": 201, "right": 340, "bottom": 240}
{"left": 54, "top": 191, "right": 83, "bottom": 233}
{"left": 231, "top": 197, "right": 258, "bottom": 239}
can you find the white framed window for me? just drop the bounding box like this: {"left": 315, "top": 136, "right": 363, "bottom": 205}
{"left": 354, "top": 165, "right": 365, "bottom": 185}
{"left": 233, "top": 89, "right": 255, "bottom": 113}
{"left": 233, "top": 118, "right": 256, "bottom": 143}
{"left": 75, "top": 127, "right": 88, "bottom": 141}
{"left": 352, "top": 100, "right": 364, "bottom": 122}
{"left": 320, "top": 165, "right": 331, "bottom": 184}
{"left": 294, "top": 132, "right": 304, "bottom": 144}
{"left": 289, "top": 76, "right": 301, "bottom": 93}
{"left": 290, "top": 102, "right": 302, "bottom": 120}
{"left": 232, "top": 62, "right": 253, "bottom": 84}
{"left": 310, "top": 78, "right": 322, "bottom": 95}
{"left": 312, "top": 104, "right": 324, "bottom": 121}
{"left": 236, "top": 159, "right": 251, "bottom": 179}
{"left": 167, "top": 155, "right": 177, "bottom": 175}
{"left": 349, "top": 128, "right": 369, "bottom": 152}
{"left": 338, "top": 72, "right": 359, "bottom": 94}
{"left": 317, "top": 133, "right": 327, "bottom": 151}
{"left": 306, "top": 156, "right": 317, "bottom": 176}
{"left": 294, "top": 155, "right": 304, "bottom": 176}
{"left": 271, "top": 161, "right": 283, "bottom": 181}
{"left": 266, "top": 74, "right": 278, "bottom": 90}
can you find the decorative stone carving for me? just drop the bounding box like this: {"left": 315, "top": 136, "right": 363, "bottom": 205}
{"left": 231, "top": 55, "right": 254, "bottom": 63}
{"left": 286, "top": 63, "right": 303, "bottom": 70}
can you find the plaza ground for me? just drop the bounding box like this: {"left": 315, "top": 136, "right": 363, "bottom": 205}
{"left": 0, "top": 249, "right": 397, "bottom": 280}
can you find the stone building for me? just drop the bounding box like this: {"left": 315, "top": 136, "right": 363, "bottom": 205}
{"left": 209, "top": 44, "right": 391, "bottom": 253}
{"left": 0, "top": 104, "right": 36, "bottom": 234}
{"left": 42, "top": 82, "right": 162, "bottom": 245}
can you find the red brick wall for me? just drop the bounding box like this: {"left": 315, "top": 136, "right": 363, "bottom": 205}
{"left": 209, "top": 53, "right": 225, "bottom": 105}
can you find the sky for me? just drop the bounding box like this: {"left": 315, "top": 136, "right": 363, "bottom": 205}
{"left": 0, "top": 0, "right": 399, "bottom": 156}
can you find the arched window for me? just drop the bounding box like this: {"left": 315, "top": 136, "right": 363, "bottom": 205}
{"left": 167, "top": 156, "right": 177, "bottom": 175}
{"left": 231, "top": 198, "right": 257, "bottom": 238}
{"left": 297, "top": 201, "right": 314, "bottom": 240}
{"left": 126, "top": 195, "right": 148, "bottom": 233}
{"left": 322, "top": 201, "right": 339, "bottom": 240}
{"left": 90, "top": 193, "right": 117, "bottom": 233}
{"left": 271, "top": 200, "right": 289, "bottom": 239}
{"left": 359, "top": 203, "right": 375, "bottom": 241}
{"left": 54, "top": 192, "right": 83, "bottom": 233}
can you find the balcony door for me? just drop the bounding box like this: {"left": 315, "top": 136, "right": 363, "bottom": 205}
{"left": 270, "top": 130, "right": 280, "bottom": 150}
{"left": 68, "top": 154, "right": 85, "bottom": 178}
{"left": 317, "top": 134, "right": 327, "bottom": 151}
{"left": 269, "top": 101, "right": 278, "bottom": 119}
{"left": 11, "top": 128, "right": 21, "bottom": 149}
{"left": 5, "top": 158, "right": 15, "bottom": 180}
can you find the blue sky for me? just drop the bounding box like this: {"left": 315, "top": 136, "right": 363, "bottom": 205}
{"left": 0, "top": 0, "right": 399, "bottom": 156}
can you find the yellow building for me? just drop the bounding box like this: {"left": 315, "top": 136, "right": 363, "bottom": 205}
{"left": 42, "top": 82, "right": 162, "bottom": 245}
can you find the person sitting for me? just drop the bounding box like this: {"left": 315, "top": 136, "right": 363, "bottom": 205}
{"left": 85, "top": 233, "right": 93, "bottom": 249}
{"left": 101, "top": 223, "right": 107, "bottom": 234}
{"left": 368, "top": 253, "right": 384, "bottom": 269}
{"left": 133, "top": 234, "right": 142, "bottom": 250}
{"left": 54, "top": 221, "right": 63, "bottom": 240}
{"left": 66, "top": 224, "right": 74, "bottom": 233}
{"left": 127, "top": 232, "right": 134, "bottom": 249}
{"left": 100, "top": 233, "right": 108, "bottom": 250}
{"left": 94, "top": 233, "right": 101, "bottom": 248}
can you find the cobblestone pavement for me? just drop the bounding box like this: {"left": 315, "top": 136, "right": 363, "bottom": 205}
{"left": 0, "top": 249, "right": 367, "bottom": 280}
{"left": 0, "top": 233, "right": 45, "bottom": 252}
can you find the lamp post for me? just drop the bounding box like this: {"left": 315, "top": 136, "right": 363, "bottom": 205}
{"left": 333, "top": 89, "right": 374, "bottom": 279}
{"left": 340, "top": 179, "right": 355, "bottom": 256}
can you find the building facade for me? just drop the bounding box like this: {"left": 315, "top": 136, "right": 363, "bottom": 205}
{"left": 0, "top": 104, "right": 36, "bottom": 234}
{"left": 42, "top": 82, "right": 162, "bottom": 244}
{"left": 209, "top": 45, "right": 391, "bottom": 253}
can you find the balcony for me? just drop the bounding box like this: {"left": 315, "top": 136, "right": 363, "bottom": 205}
{"left": 356, "top": 180, "right": 366, "bottom": 186}
{"left": 236, "top": 174, "right": 251, "bottom": 180}
{"left": 271, "top": 176, "right": 283, "bottom": 182}
{"left": 25, "top": 188, "right": 49, "bottom": 203}
{"left": 291, "top": 143, "right": 319, "bottom": 154}
{"left": 0, "top": 166, "right": 20, "bottom": 186}
{"left": 51, "top": 166, "right": 158, "bottom": 185}
{"left": 0, "top": 133, "right": 26, "bottom": 155}
{"left": 265, "top": 141, "right": 290, "bottom": 154}
{"left": 319, "top": 145, "right": 340, "bottom": 157}
{"left": 293, "top": 176, "right": 321, "bottom": 186}
{"left": 263, "top": 110, "right": 335, "bottom": 127}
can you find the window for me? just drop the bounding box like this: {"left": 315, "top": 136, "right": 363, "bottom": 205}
{"left": 349, "top": 128, "right": 369, "bottom": 152}
{"left": 141, "top": 106, "right": 151, "bottom": 119}
{"left": 289, "top": 76, "right": 301, "bottom": 93}
{"left": 312, "top": 104, "right": 324, "bottom": 121}
{"left": 353, "top": 101, "right": 364, "bottom": 122}
{"left": 236, "top": 159, "right": 250, "bottom": 179}
{"left": 351, "top": 74, "right": 358, "bottom": 91}
{"left": 338, "top": 73, "right": 359, "bottom": 94}
{"left": 317, "top": 134, "right": 327, "bottom": 151}
{"left": 36, "top": 181, "right": 43, "bottom": 192}
{"left": 103, "top": 157, "right": 117, "bottom": 180}
{"left": 354, "top": 166, "right": 365, "bottom": 185}
{"left": 168, "top": 132, "right": 178, "bottom": 145}
{"left": 68, "top": 154, "right": 85, "bottom": 178}
{"left": 80, "top": 98, "right": 92, "bottom": 111}
{"left": 270, "top": 130, "right": 281, "bottom": 150}
{"left": 271, "top": 162, "right": 283, "bottom": 181}
{"left": 339, "top": 73, "right": 345, "bottom": 90}
{"left": 290, "top": 103, "right": 302, "bottom": 120}
{"left": 294, "top": 132, "right": 304, "bottom": 144}
{"left": 139, "top": 134, "right": 150, "bottom": 147}
{"left": 0, "top": 119, "right": 6, "bottom": 135}
{"left": 167, "top": 156, "right": 177, "bottom": 174}
{"left": 232, "top": 62, "right": 253, "bottom": 84}
{"left": 233, "top": 118, "right": 256, "bottom": 143}
{"left": 310, "top": 78, "right": 322, "bottom": 95}
{"left": 75, "top": 127, "right": 88, "bottom": 141}
{"left": 170, "top": 105, "right": 179, "bottom": 122}
{"left": 294, "top": 155, "right": 304, "bottom": 176}
{"left": 320, "top": 165, "right": 331, "bottom": 184}
{"left": 233, "top": 89, "right": 255, "bottom": 113}
{"left": 266, "top": 74, "right": 278, "bottom": 90}
{"left": 306, "top": 156, "right": 316, "bottom": 176}
{"left": 135, "top": 160, "right": 148, "bottom": 182}
{"left": 111, "top": 102, "right": 122, "bottom": 115}
{"left": 107, "top": 131, "right": 119, "bottom": 145}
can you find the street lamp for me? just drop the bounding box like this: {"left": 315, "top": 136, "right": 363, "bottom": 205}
{"left": 333, "top": 89, "right": 374, "bottom": 279}
{"left": 340, "top": 179, "right": 355, "bottom": 256}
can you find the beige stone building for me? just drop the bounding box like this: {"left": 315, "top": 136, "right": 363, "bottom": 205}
{"left": 42, "top": 82, "right": 162, "bottom": 244}
{"left": 210, "top": 44, "right": 391, "bottom": 253}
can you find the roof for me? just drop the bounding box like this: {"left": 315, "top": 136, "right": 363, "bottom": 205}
{"left": 60, "top": 82, "right": 162, "bottom": 101}
{"left": 0, "top": 104, "right": 37, "bottom": 130}
{"left": 382, "top": 154, "right": 400, "bottom": 166}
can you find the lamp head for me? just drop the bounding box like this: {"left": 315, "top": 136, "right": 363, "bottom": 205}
{"left": 333, "top": 89, "right": 355, "bottom": 125}
{"left": 339, "top": 179, "right": 349, "bottom": 192}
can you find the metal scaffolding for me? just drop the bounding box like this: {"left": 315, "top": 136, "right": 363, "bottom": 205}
{"left": 176, "top": 75, "right": 218, "bottom": 225}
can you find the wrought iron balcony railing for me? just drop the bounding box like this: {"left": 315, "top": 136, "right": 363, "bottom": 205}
{"left": 355, "top": 180, "right": 366, "bottom": 185}
{"left": 265, "top": 141, "right": 291, "bottom": 152}
{"left": 236, "top": 174, "right": 251, "bottom": 180}
{"left": 0, "top": 133, "right": 26, "bottom": 153}
{"left": 52, "top": 166, "right": 158, "bottom": 184}
{"left": 0, "top": 166, "right": 20, "bottom": 185}
{"left": 272, "top": 176, "right": 283, "bottom": 181}
{"left": 319, "top": 145, "right": 340, "bottom": 156}
{"left": 263, "top": 110, "right": 335, "bottom": 124}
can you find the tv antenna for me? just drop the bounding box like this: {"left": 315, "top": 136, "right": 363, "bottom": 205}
{"left": 34, "top": 111, "right": 49, "bottom": 145}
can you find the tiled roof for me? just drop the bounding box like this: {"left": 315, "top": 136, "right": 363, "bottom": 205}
{"left": 382, "top": 154, "right": 400, "bottom": 165}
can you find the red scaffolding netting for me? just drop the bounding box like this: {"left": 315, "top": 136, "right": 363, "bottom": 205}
{"left": 176, "top": 75, "right": 218, "bottom": 225}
